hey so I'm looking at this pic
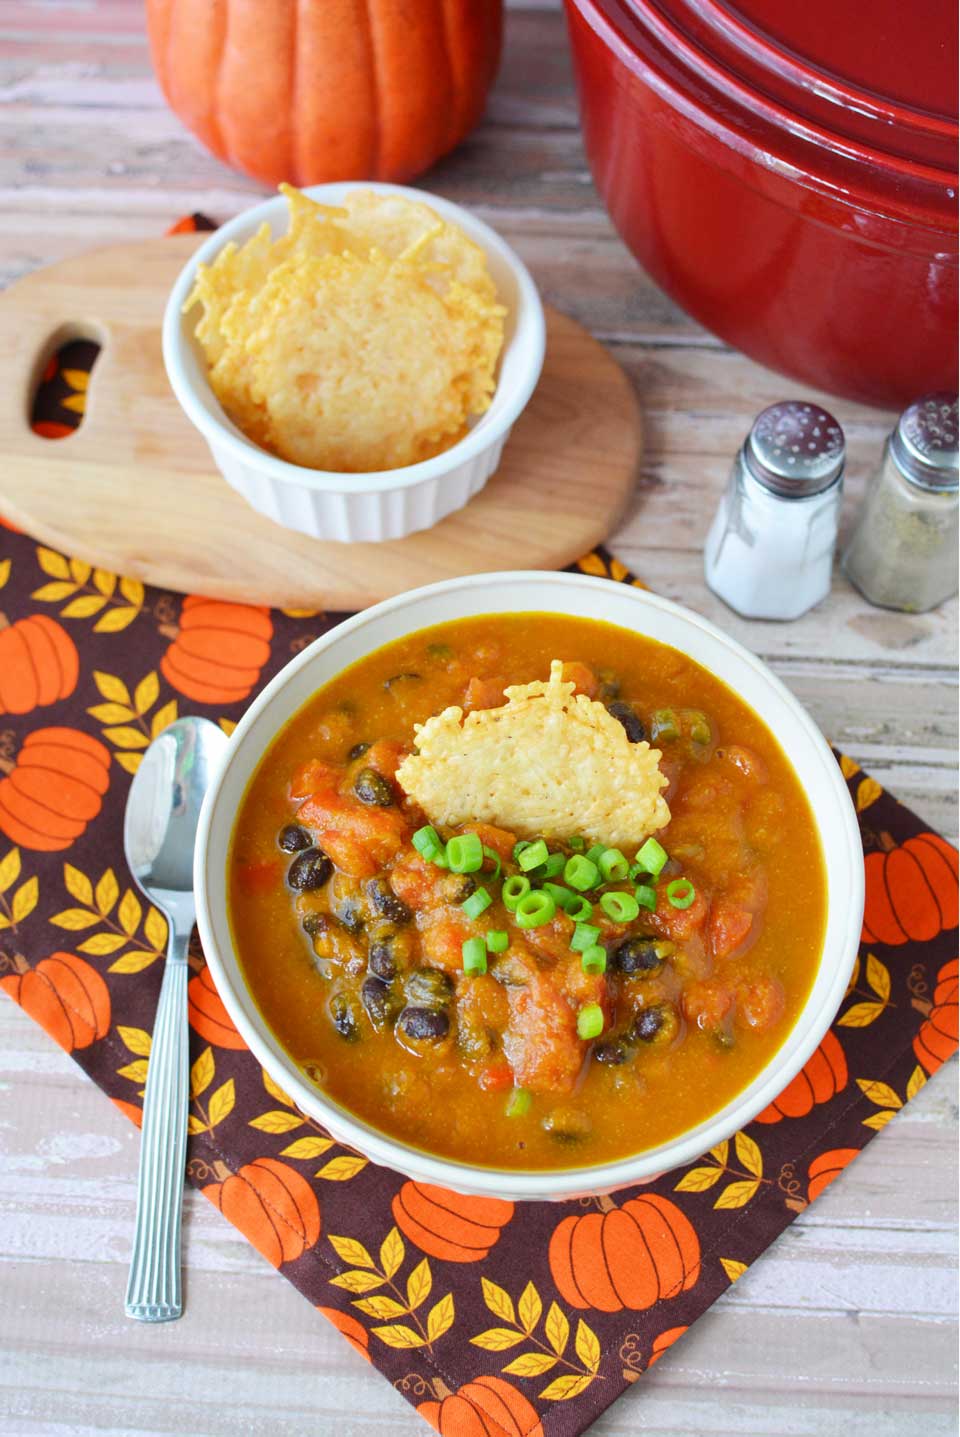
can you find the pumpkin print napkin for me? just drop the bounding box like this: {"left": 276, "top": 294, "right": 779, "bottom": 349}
{"left": 0, "top": 246, "right": 955, "bottom": 1436}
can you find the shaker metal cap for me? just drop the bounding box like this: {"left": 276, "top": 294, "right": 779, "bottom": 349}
{"left": 744, "top": 401, "right": 845, "bottom": 498}
{"left": 891, "top": 393, "right": 959, "bottom": 493}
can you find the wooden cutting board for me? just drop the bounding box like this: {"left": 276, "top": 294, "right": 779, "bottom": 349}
{"left": 0, "top": 234, "right": 641, "bottom": 610}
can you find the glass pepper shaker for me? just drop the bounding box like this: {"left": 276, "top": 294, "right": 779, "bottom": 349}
{"left": 704, "top": 401, "right": 845, "bottom": 620}
{"left": 842, "top": 393, "right": 959, "bottom": 613}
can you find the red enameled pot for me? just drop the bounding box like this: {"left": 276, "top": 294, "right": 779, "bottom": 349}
{"left": 564, "top": 0, "right": 959, "bottom": 408}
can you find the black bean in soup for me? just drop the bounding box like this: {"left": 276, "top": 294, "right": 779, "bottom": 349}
{"left": 606, "top": 700, "right": 646, "bottom": 743}
{"left": 278, "top": 823, "right": 311, "bottom": 853}
{"left": 367, "top": 877, "right": 411, "bottom": 924}
{"left": 353, "top": 768, "right": 395, "bottom": 807}
{"left": 399, "top": 1006, "right": 450, "bottom": 1041}
{"left": 287, "top": 848, "right": 333, "bottom": 892}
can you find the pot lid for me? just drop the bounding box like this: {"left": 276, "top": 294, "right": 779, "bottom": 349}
{"left": 617, "top": 0, "right": 958, "bottom": 177}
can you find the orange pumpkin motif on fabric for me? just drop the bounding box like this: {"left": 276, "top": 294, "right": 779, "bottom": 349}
{"left": 807, "top": 1147, "right": 859, "bottom": 1203}
{"left": 0, "top": 614, "right": 79, "bottom": 715}
{"left": 160, "top": 596, "right": 273, "bottom": 706}
{"left": 0, "top": 950, "right": 109, "bottom": 1052}
{"left": 145, "top": 0, "right": 503, "bottom": 189}
{"left": 391, "top": 1181, "right": 514, "bottom": 1263}
{"left": 649, "top": 1324, "right": 688, "bottom": 1366}
{"left": 913, "top": 957, "right": 959, "bottom": 1074}
{"left": 188, "top": 963, "right": 246, "bottom": 1049}
{"left": 0, "top": 726, "right": 110, "bottom": 852}
{"left": 204, "top": 1157, "right": 321, "bottom": 1268}
{"left": 754, "top": 1028, "right": 848, "bottom": 1124}
{"left": 548, "top": 1193, "right": 701, "bottom": 1313}
{"left": 862, "top": 831, "right": 958, "bottom": 946}
{"left": 418, "top": 1375, "right": 543, "bottom": 1437}
{"left": 316, "top": 1306, "right": 370, "bottom": 1363}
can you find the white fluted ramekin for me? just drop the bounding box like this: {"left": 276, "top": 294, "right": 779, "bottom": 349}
{"left": 162, "top": 182, "right": 545, "bottom": 543}
{"left": 194, "top": 572, "right": 863, "bottom": 1202}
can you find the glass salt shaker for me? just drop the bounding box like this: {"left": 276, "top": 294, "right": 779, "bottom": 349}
{"left": 704, "top": 401, "right": 845, "bottom": 620}
{"left": 842, "top": 393, "right": 958, "bottom": 613}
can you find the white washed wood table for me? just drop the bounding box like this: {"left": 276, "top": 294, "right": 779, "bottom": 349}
{"left": 0, "top": 4, "right": 956, "bottom": 1434}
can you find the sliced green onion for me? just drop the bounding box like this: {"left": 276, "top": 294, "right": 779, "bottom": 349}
{"left": 412, "top": 824, "right": 442, "bottom": 859}
{"left": 481, "top": 845, "right": 502, "bottom": 882}
{"left": 577, "top": 1003, "right": 604, "bottom": 1040}
{"left": 462, "top": 936, "right": 487, "bottom": 975}
{"left": 446, "top": 832, "right": 483, "bottom": 874}
{"left": 502, "top": 874, "right": 531, "bottom": 911}
{"left": 515, "top": 890, "right": 557, "bottom": 928}
{"left": 600, "top": 890, "right": 640, "bottom": 924}
{"left": 544, "top": 882, "right": 576, "bottom": 912}
{"left": 506, "top": 1087, "right": 532, "bottom": 1118}
{"left": 518, "top": 839, "right": 549, "bottom": 872}
{"left": 462, "top": 886, "right": 492, "bottom": 920}
{"left": 598, "top": 847, "right": 629, "bottom": 883}
{"left": 586, "top": 843, "right": 606, "bottom": 866}
{"left": 651, "top": 708, "right": 679, "bottom": 742}
{"left": 431, "top": 850, "right": 449, "bottom": 869}
{"left": 686, "top": 708, "right": 712, "bottom": 746}
{"left": 629, "top": 862, "right": 643, "bottom": 881}
{"left": 566, "top": 895, "right": 594, "bottom": 923}
{"left": 581, "top": 944, "right": 607, "bottom": 975}
{"left": 666, "top": 877, "right": 696, "bottom": 910}
{"left": 571, "top": 922, "right": 601, "bottom": 953}
{"left": 568, "top": 836, "right": 586, "bottom": 852}
{"left": 635, "top": 883, "right": 657, "bottom": 911}
{"left": 635, "top": 837, "right": 668, "bottom": 878}
{"left": 486, "top": 929, "right": 509, "bottom": 953}
{"left": 513, "top": 840, "right": 532, "bottom": 862}
{"left": 564, "top": 855, "right": 599, "bottom": 891}
{"left": 542, "top": 852, "right": 566, "bottom": 879}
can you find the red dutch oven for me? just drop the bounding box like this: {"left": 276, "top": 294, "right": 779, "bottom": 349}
{"left": 564, "top": 0, "right": 959, "bottom": 408}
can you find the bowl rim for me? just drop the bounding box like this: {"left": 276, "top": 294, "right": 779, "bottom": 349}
{"left": 161, "top": 181, "right": 546, "bottom": 494}
{"left": 194, "top": 571, "right": 864, "bottom": 1200}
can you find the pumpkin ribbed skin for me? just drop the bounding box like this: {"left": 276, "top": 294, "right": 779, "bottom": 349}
{"left": 1, "top": 951, "right": 110, "bottom": 1052}
{"left": 0, "top": 727, "right": 110, "bottom": 851}
{"left": 146, "top": 0, "right": 503, "bottom": 187}
{"left": 754, "top": 1028, "right": 848, "bottom": 1124}
{"left": 0, "top": 615, "right": 79, "bottom": 715}
{"left": 392, "top": 1181, "right": 514, "bottom": 1263}
{"left": 807, "top": 1147, "right": 859, "bottom": 1203}
{"left": 188, "top": 963, "right": 247, "bottom": 1049}
{"left": 419, "top": 1375, "right": 543, "bottom": 1437}
{"left": 205, "top": 1157, "right": 321, "bottom": 1267}
{"left": 862, "top": 832, "right": 958, "bottom": 946}
{"left": 913, "top": 957, "right": 959, "bottom": 1074}
{"left": 548, "top": 1194, "right": 700, "bottom": 1314}
{"left": 160, "top": 595, "right": 273, "bottom": 705}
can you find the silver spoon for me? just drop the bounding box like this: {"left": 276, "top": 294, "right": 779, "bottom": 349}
{"left": 122, "top": 715, "right": 228, "bottom": 1321}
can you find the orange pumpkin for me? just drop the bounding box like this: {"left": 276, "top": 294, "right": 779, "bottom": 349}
{"left": 0, "top": 727, "right": 110, "bottom": 852}
{"left": 913, "top": 957, "right": 959, "bottom": 1074}
{"left": 316, "top": 1306, "right": 370, "bottom": 1363}
{"left": 0, "top": 950, "right": 110, "bottom": 1052}
{"left": 649, "top": 1325, "right": 688, "bottom": 1367}
{"left": 419, "top": 1375, "right": 543, "bottom": 1437}
{"left": 188, "top": 963, "right": 246, "bottom": 1050}
{"left": 391, "top": 1181, "right": 514, "bottom": 1263}
{"left": 160, "top": 596, "right": 273, "bottom": 705}
{"left": 754, "top": 1028, "right": 847, "bottom": 1124}
{"left": 0, "top": 615, "right": 78, "bottom": 715}
{"left": 204, "top": 1157, "right": 321, "bottom": 1268}
{"left": 862, "top": 831, "right": 958, "bottom": 946}
{"left": 146, "top": 0, "right": 503, "bottom": 189}
{"left": 549, "top": 1193, "right": 700, "bottom": 1313}
{"left": 807, "top": 1147, "right": 859, "bottom": 1203}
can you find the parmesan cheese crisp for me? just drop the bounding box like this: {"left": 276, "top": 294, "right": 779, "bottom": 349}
{"left": 396, "top": 660, "right": 670, "bottom": 849}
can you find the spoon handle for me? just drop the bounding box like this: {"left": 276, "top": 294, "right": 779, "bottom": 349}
{"left": 125, "top": 927, "right": 190, "bottom": 1322}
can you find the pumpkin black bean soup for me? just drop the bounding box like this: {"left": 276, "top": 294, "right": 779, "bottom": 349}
{"left": 228, "top": 614, "right": 826, "bottom": 1169}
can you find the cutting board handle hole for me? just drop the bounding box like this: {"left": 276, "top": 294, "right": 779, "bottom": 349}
{"left": 30, "top": 327, "right": 103, "bottom": 441}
